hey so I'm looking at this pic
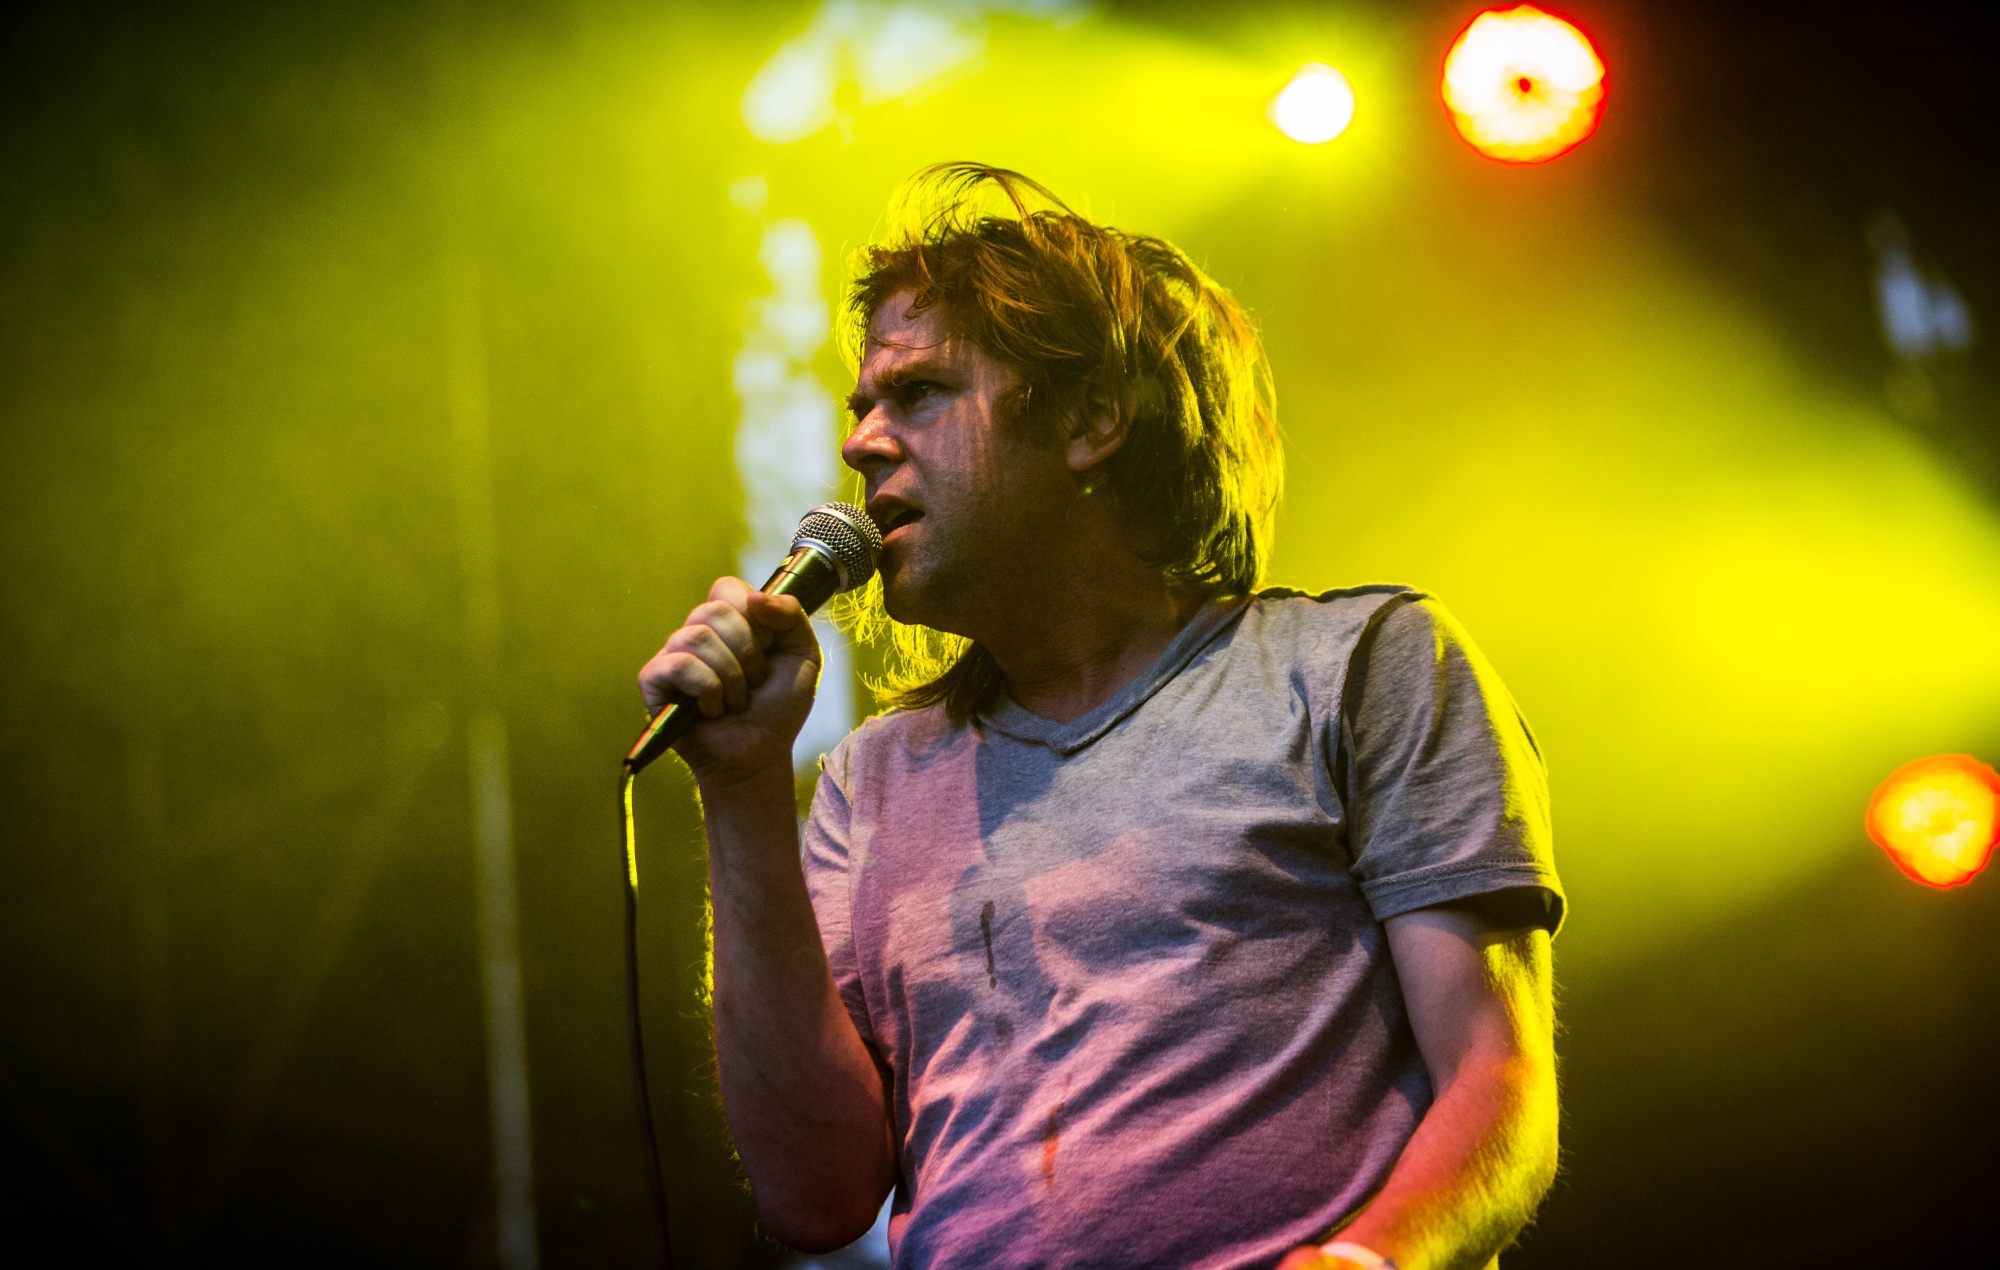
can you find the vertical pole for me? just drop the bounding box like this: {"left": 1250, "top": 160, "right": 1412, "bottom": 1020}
{"left": 125, "top": 539, "right": 177, "bottom": 1257}
{"left": 442, "top": 255, "right": 540, "bottom": 1270}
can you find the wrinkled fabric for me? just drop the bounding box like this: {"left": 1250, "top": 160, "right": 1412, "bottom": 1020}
{"left": 804, "top": 587, "right": 1561, "bottom": 1270}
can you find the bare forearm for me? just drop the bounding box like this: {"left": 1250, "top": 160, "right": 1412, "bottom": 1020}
{"left": 703, "top": 765, "right": 895, "bottom": 1251}
{"left": 1339, "top": 1049, "right": 1559, "bottom": 1270}
{"left": 1316, "top": 912, "right": 1559, "bottom": 1270}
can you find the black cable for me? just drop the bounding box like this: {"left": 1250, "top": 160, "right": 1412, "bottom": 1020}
{"left": 619, "top": 767, "right": 674, "bottom": 1268}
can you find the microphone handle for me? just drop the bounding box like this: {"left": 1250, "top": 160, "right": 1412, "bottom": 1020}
{"left": 623, "top": 544, "right": 842, "bottom": 775}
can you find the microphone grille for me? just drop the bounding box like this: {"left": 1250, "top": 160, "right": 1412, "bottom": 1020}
{"left": 793, "top": 502, "right": 883, "bottom": 592}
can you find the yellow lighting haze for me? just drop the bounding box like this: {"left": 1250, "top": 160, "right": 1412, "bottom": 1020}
{"left": 17, "top": 2, "right": 1994, "bottom": 1016}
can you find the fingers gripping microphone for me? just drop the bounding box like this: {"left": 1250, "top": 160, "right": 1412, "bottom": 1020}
{"left": 623, "top": 502, "right": 883, "bottom": 775}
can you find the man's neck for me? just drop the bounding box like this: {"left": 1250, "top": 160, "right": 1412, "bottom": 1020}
{"left": 976, "top": 553, "right": 1216, "bottom": 726}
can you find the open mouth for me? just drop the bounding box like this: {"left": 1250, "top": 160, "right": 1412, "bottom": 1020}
{"left": 874, "top": 504, "right": 924, "bottom": 537}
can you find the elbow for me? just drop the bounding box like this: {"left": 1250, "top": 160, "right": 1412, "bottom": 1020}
{"left": 1465, "top": 1048, "right": 1560, "bottom": 1210}
{"left": 1527, "top": 1116, "right": 1560, "bottom": 1200}
{"left": 760, "top": 1201, "right": 882, "bottom": 1256}
{"left": 736, "top": 1111, "right": 896, "bottom": 1252}
{"left": 1516, "top": 1059, "right": 1562, "bottom": 1204}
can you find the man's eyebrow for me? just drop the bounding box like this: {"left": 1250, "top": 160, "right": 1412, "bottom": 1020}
{"left": 847, "top": 356, "right": 950, "bottom": 416}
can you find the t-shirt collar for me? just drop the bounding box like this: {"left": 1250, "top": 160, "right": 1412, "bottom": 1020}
{"left": 981, "top": 595, "right": 1252, "bottom": 756}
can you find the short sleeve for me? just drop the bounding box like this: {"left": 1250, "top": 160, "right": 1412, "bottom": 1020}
{"left": 1338, "top": 597, "right": 1564, "bottom": 933}
{"left": 803, "top": 744, "right": 881, "bottom": 1049}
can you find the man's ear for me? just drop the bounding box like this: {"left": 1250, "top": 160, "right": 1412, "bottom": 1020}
{"left": 1064, "top": 400, "right": 1130, "bottom": 473}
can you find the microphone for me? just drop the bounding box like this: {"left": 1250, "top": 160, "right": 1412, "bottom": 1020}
{"left": 623, "top": 502, "right": 883, "bottom": 775}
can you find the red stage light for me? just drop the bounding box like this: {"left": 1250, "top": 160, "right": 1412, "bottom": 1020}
{"left": 1442, "top": 6, "right": 1605, "bottom": 163}
{"left": 1865, "top": 754, "right": 2000, "bottom": 889}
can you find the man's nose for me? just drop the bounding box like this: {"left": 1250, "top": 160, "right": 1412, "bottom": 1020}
{"left": 841, "top": 406, "right": 901, "bottom": 474}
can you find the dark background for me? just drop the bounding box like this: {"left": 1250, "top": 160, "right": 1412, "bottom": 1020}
{"left": 2, "top": 1, "right": 1995, "bottom": 1266}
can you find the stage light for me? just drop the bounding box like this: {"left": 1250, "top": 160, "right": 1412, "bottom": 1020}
{"left": 1270, "top": 62, "right": 1356, "bottom": 145}
{"left": 1865, "top": 754, "right": 2000, "bottom": 888}
{"left": 1442, "top": 6, "right": 1604, "bottom": 163}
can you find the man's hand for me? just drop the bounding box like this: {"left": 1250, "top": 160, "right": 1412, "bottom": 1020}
{"left": 637, "top": 576, "right": 821, "bottom": 787}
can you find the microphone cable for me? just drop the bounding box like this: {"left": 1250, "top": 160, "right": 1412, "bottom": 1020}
{"left": 618, "top": 767, "right": 674, "bottom": 1268}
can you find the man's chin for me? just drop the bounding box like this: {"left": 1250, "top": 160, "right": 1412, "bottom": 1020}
{"left": 878, "top": 580, "right": 925, "bottom": 628}
{"left": 878, "top": 569, "right": 950, "bottom": 631}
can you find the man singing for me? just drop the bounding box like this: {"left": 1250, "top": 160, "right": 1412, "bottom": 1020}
{"left": 638, "top": 165, "right": 1562, "bottom": 1270}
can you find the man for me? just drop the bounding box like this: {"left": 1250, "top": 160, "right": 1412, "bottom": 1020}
{"left": 639, "top": 165, "right": 1562, "bottom": 1270}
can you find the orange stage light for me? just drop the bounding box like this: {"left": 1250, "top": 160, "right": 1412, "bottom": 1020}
{"left": 1865, "top": 754, "right": 2000, "bottom": 889}
{"left": 1442, "top": 6, "right": 1605, "bottom": 163}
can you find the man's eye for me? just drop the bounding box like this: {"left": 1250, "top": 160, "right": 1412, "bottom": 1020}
{"left": 902, "top": 381, "right": 939, "bottom": 404}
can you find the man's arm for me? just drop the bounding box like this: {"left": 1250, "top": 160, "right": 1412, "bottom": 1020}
{"left": 1280, "top": 901, "right": 1559, "bottom": 1270}
{"left": 701, "top": 765, "right": 898, "bottom": 1251}
{"left": 639, "top": 578, "right": 897, "bottom": 1251}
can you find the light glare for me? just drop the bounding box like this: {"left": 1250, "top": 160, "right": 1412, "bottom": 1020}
{"left": 1271, "top": 62, "right": 1356, "bottom": 145}
{"left": 1865, "top": 754, "right": 2000, "bottom": 888}
{"left": 1442, "top": 6, "right": 1605, "bottom": 163}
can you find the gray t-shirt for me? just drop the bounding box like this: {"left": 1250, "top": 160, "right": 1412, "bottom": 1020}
{"left": 804, "top": 586, "right": 1561, "bottom": 1270}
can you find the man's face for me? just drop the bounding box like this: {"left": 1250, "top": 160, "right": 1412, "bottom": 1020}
{"left": 842, "top": 292, "right": 1071, "bottom": 632}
